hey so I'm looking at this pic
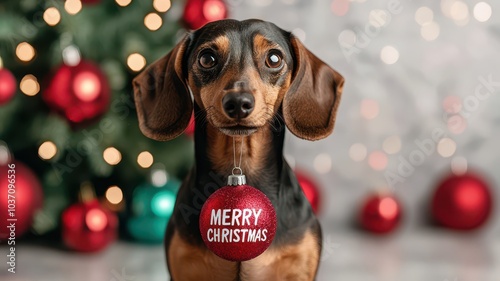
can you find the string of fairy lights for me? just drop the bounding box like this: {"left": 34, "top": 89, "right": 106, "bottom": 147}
{"left": 0, "top": 0, "right": 175, "bottom": 207}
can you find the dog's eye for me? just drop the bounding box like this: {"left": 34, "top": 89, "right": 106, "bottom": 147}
{"left": 265, "top": 51, "right": 282, "bottom": 69}
{"left": 199, "top": 51, "right": 217, "bottom": 69}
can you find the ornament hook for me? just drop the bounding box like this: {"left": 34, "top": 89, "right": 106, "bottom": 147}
{"left": 229, "top": 137, "right": 246, "bottom": 186}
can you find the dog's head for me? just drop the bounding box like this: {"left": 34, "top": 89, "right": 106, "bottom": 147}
{"left": 133, "top": 19, "right": 344, "bottom": 141}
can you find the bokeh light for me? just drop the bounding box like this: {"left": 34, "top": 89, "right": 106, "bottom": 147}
{"left": 368, "top": 151, "right": 388, "bottom": 171}
{"left": 127, "top": 53, "right": 146, "bottom": 72}
{"left": 383, "top": 136, "right": 402, "bottom": 155}
{"left": 38, "top": 141, "right": 57, "bottom": 160}
{"left": 450, "top": 1, "right": 469, "bottom": 21}
{"left": 442, "top": 95, "right": 462, "bottom": 113}
{"left": 151, "top": 169, "right": 168, "bottom": 187}
{"left": 437, "top": 138, "right": 457, "bottom": 158}
{"left": 144, "top": 13, "right": 163, "bottom": 31}
{"left": 20, "top": 75, "right": 40, "bottom": 96}
{"left": 137, "top": 151, "right": 154, "bottom": 168}
{"left": 62, "top": 45, "right": 81, "bottom": 66}
{"left": 115, "top": 0, "right": 132, "bottom": 7}
{"left": 65, "top": 0, "right": 83, "bottom": 15}
{"left": 203, "top": 0, "right": 226, "bottom": 21}
{"left": 380, "top": 45, "right": 399, "bottom": 65}
{"left": 153, "top": 0, "right": 171, "bottom": 12}
{"left": 338, "top": 29, "right": 356, "bottom": 47}
{"left": 369, "top": 9, "right": 389, "bottom": 27}
{"left": 103, "top": 147, "right": 122, "bottom": 165}
{"left": 16, "top": 42, "right": 36, "bottom": 62}
{"left": 0, "top": 143, "right": 10, "bottom": 165}
{"left": 441, "top": 0, "right": 455, "bottom": 18}
{"left": 43, "top": 7, "right": 61, "bottom": 26}
{"left": 106, "top": 186, "right": 124, "bottom": 205}
{"left": 473, "top": 2, "right": 491, "bottom": 22}
{"left": 421, "top": 22, "right": 440, "bottom": 41}
{"left": 415, "top": 6, "right": 433, "bottom": 26}
{"left": 331, "top": 0, "right": 349, "bottom": 17}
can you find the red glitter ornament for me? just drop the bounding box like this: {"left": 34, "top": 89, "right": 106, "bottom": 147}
{"left": 0, "top": 68, "right": 17, "bottom": 105}
{"left": 62, "top": 199, "right": 118, "bottom": 252}
{"left": 199, "top": 175, "right": 277, "bottom": 261}
{"left": 359, "top": 193, "right": 402, "bottom": 234}
{"left": 0, "top": 161, "right": 43, "bottom": 237}
{"left": 296, "top": 171, "right": 321, "bottom": 214}
{"left": 43, "top": 61, "right": 110, "bottom": 127}
{"left": 182, "top": 0, "right": 228, "bottom": 30}
{"left": 431, "top": 172, "right": 492, "bottom": 230}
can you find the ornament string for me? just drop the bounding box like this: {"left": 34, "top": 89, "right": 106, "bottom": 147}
{"left": 232, "top": 137, "right": 244, "bottom": 175}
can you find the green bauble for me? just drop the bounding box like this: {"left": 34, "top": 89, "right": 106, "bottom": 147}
{"left": 127, "top": 178, "right": 180, "bottom": 243}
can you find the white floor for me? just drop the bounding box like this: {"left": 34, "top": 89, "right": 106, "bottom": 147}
{"left": 2, "top": 228, "right": 499, "bottom": 281}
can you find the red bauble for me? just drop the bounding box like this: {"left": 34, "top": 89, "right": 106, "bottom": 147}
{"left": 0, "top": 69, "right": 17, "bottom": 105}
{"left": 184, "top": 112, "right": 195, "bottom": 137}
{"left": 183, "top": 0, "right": 228, "bottom": 30}
{"left": 0, "top": 161, "right": 43, "bottom": 237}
{"left": 296, "top": 171, "right": 321, "bottom": 214}
{"left": 62, "top": 199, "right": 118, "bottom": 252}
{"left": 43, "top": 61, "right": 110, "bottom": 127}
{"left": 199, "top": 184, "right": 277, "bottom": 261}
{"left": 431, "top": 172, "right": 492, "bottom": 230}
{"left": 359, "top": 193, "right": 402, "bottom": 234}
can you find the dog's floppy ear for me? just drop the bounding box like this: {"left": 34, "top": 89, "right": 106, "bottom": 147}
{"left": 133, "top": 35, "right": 193, "bottom": 141}
{"left": 283, "top": 36, "right": 344, "bottom": 141}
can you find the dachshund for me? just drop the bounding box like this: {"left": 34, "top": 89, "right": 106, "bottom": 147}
{"left": 133, "top": 19, "right": 344, "bottom": 281}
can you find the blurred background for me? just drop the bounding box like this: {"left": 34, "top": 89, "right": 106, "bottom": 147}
{"left": 0, "top": 0, "right": 499, "bottom": 280}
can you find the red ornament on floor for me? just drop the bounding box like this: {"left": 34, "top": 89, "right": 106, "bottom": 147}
{"left": 0, "top": 161, "right": 43, "bottom": 237}
{"left": 182, "top": 0, "right": 228, "bottom": 30}
{"left": 296, "top": 171, "right": 321, "bottom": 214}
{"left": 0, "top": 68, "right": 17, "bottom": 105}
{"left": 359, "top": 193, "right": 402, "bottom": 234}
{"left": 43, "top": 61, "right": 110, "bottom": 127}
{"left": 199, "top": 175, "right": 277, "bottom": 261}
{"left": 62, "top": 199, "right": 118, "bottom": 252}
{"left": 431, "top": 172, "right": 492, "bottom": 230}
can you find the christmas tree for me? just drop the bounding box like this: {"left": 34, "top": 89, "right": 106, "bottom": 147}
{"left": 0, "top": 0, "right": 216, "bottom": 244}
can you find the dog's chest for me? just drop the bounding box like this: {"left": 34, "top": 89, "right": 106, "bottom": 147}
{"left": 168, "top": 230, "right": 319, "bottom": 281}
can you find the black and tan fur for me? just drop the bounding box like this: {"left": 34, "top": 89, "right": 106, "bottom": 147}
{"left": 133, "top": 19, "right": 344, "bottom": 281}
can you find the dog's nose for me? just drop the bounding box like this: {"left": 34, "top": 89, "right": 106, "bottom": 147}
{"left": 222, "top": 92, "right": 255, "bottom": 119}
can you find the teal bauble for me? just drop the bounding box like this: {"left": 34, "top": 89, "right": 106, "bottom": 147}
{"left": 127, "top": 178, "right": 180, "bottom": 243}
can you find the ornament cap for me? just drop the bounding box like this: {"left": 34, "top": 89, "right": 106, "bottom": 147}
{"left": 227, "top": 174, "right": 246, "bottom": 186}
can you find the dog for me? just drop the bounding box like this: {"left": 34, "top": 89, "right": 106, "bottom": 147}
{"left": 133, "top": 19, "right": 344, "bottom": 281}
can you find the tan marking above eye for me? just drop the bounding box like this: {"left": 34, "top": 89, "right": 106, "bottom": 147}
{"left": 196, "top": 35, "right": 230, "bottom": 57}
{"left": 253, "top": 34, "right": 282, "bottom": 57}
